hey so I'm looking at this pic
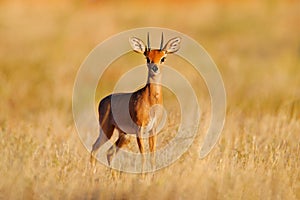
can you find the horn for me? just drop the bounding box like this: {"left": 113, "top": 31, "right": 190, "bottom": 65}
{"left": 160, "top": 32, "right": 164, "bottom": 50}
{"left": 147, "top": 32, "right": 150, "bottom": 50}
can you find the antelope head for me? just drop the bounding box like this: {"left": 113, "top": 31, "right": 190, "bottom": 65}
{"left": 129, "top": 33, "right": 181, "bottom": 83}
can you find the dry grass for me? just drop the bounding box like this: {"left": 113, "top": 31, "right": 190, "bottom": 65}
{"left": 0, "top": 0, "right": 300, "bottom": 199}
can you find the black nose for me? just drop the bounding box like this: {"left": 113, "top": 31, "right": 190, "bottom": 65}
{"left": 152, "top": 65, "right": 158, "bottom": 73}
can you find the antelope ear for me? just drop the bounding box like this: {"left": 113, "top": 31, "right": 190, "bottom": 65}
{"left": 163, "top": 37, "right": 181, "bottom": 54}
{"left": 129, "top": 37, "right": 146, "bottom": 54}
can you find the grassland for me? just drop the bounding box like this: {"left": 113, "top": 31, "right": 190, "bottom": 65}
{"left": 0, "top": 0, "right": 299, "bottom": 199}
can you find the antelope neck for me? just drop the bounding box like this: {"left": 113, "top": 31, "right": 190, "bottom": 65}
{"left": 147, "top": 71, "right": 162, "bottom": 84}
{"left": 146, "top": 73, "right": 162, "bottom": 101}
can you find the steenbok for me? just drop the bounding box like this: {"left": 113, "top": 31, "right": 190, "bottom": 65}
{"left": 90, "top": 33, "right": 181, "bottom": 173}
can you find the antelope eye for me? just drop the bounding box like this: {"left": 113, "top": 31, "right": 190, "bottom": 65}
{"left": 146, "top": 57, "right": 151, "bottom": 63}
{"left": 160, "top": 57, "right": 166, "bottom": 63}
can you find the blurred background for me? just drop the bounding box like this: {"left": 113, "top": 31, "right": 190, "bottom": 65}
{"left": 0, "top": 0, "right": 299, "bottom": 199}
{"left": 0, "top": 0, "right": 299, "bottom": 120}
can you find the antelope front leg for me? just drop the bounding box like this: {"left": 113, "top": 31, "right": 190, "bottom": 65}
{"left": 137, "top": 127, "right": 145, "bottom": 175}
{"left": 149, "top": 134, "right": 157, "bottom": 171}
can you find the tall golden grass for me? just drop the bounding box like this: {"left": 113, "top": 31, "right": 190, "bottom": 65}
{"left": 0, "top": 0, "right": 299, "bottom": 199}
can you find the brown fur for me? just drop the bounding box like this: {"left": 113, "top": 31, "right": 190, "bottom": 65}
{"left": 90, "top": 35, "right": 181, "bottom": 173}
{"left": 90, "top": 50, "right": 165, "bottom": 170}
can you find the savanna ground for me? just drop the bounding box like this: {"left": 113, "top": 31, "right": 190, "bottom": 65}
{"left": 0, "top": 0, "right": 300, "bottom": 199}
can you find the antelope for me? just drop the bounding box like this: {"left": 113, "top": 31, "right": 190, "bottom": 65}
{"left": 90, "top": 33, "right": 181, "bottom": 173}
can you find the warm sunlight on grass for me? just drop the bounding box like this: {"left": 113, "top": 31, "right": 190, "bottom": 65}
{"left": 0, "top": 0, "right": 299, "bottom": 199}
